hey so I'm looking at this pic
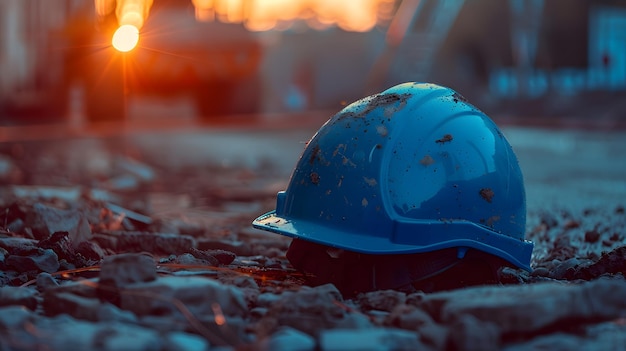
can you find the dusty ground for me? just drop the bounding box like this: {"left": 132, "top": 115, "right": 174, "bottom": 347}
{"left": 0, "top": 120, "right": 625, "bottom": 350}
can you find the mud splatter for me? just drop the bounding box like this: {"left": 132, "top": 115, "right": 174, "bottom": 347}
{"left": 479, "top": 188, "right": 494, "bottom": 203}
{"left": 335, "top": 93, "right": 411, "bottom": 120}
{"left": 363, "top": 177, "right": 378, "bottom": 186}
{"left": 310, "top": 172, "right": 320, "bottom": 185}
{"left": 420, "top": 155, "right": 435, "bottom": 166}
{"left": 367, "top": 93, "right": 409, "bottom": 109}
{"left": 452, "top": 92, "right": 468, "bottom": 103}
{"left": 485, "top": 215, "right": 501, "bottom": 227}
{"left": 436, "top": 134, "right": 454, "bottom": 143}
{"left": 333, "top": 144, "right": 346, "bottom": 157}
{"left": 309, "top": 145, "right": 321, "bottom": 165}
{"left": 376, "top": 125, "right": 388, "bottom": 137}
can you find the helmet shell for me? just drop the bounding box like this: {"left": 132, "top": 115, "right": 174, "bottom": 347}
{"left": 254, "top": 82, "right": 533, "bottom": 270}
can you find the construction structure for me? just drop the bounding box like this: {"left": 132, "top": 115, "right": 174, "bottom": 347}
{"left": 1, "top": 0, "right": 625, "bottom": 124}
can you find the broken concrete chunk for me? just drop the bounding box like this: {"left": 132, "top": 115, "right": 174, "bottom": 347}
{"left": 5, "top": 248, "right": 60, "bottom": 273}
{"left": 0, "top": 237, "right": 39, "bottom": 254}
{"left": 197, "top": 239, "right": 252, "bottom": 257}
{"left": 384, "top": 304, "right": 447, "bottom": 350}
{"left": 357, "top": 289, "right": 407, "bottom": 312}
{"left": 97, "top": 253, "right": 156, "bottom": 305}
{"left": 36, "top": 272, "right": 60, "bottom": 292}
{"left": 419, "top": 277, "right": 626, "bottom": 336}
{"left": 117, "top": 275, "right": 248, "bottom": 319}
{"left": 448, "top": 314, "right": 500, "bottom": 351}
{"left": 565, "top": 245, "right": 626, "bottom": 280}
{"left": 0, "top": 286, "right": 38, "bottom": 310}
{"left": 94, "top": 323, "right": 162, "bottom": 351}
{"left": 320, "top": 328, "right": 425, "bottom": 351}
{"left": 259, "top": 284, "right": 345, "bottom": 336}
{"left": 206, "top": 249, "right": 237, "bottom": 265}
{"left": 188, "top": 247, "right": 221, "bottom": 266}
{"left": 92, "top": 233, "right": 118, "bottom": 252}
{"left": 43, "top": 291, "right": 102, "bottom": 321}
{"left": 503, "top": 333, "right": 584, "bottom": 351}
{"left": 333, "top": 310, "right": 375, "bottom": 330}
{"left": 173, "top": 253, "right": 218, "bottom": 267}
{"left": 38, "top": 231, "right": 75, "bottom": 262}
{"left": 266, "top": 327, "right": 316, "bottom": 351}
{"left": 384, "top": 304, "right": 435, "bottom": 330}
{"left": 99, "top": 253, "right": 157, "bottom": 289}
{"left": 106, "top": 203, "right": 153, "bottom": 225}
{"left": 502, "top": 321, "right": 626, "bottom": 351}
{"left": 112, "top": 231, "right": 196, "bottom": 255}
{"left": 37, "top": 317, "right": 163, "bottom": 351}
{"left": 75, "top": 240, "right": 106, "bottom": 262}
{"left": 0, "top": 305, "right": 34, "bottom": 330}
{"left": 165, "top": 331, "right": 210, "bottom": 351}
{"left": 25, "top": 203, "right": 92, "bottom": 247}
{"left": 97, "top": 303, "right": 139, "bottom": 324}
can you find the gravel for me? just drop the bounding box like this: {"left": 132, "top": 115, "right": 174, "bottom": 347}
{"left": 0, "top": 128, "right": 624, "bottom": 350}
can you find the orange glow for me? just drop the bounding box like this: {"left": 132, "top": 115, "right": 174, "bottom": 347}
{"left": 95, "top": 0, "right": 117, "bottom": 17}
{"left": 112, "top": 24, "right": 139, "bottom": 52}
{"left": 192, "top": 0, "right": 396, "bottom": 32}
{"left": 192, "top": 0, "right": 215, "bottom": 22}
{"left": 115, "top": 0, "right": 153, "bottom": 29}
{"left": 100, "top": 0, "right": 394, "bottom": 35}
{"left": 216, "top": 0, "right": 245, "bottom": 23}
{"left": 211, "top": 303, "right": 226, "bottom": 326}
{"left": 105, "top": 0, "right": 153, "bottom": 52}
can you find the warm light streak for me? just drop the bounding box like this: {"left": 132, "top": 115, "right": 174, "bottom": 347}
{"left": 217, "top": 0, "right": 246, "bottom": 23}
{"left": 115, "top": 0, "right": 153, "bottom": 29}
{"left": 192, "top": 0, "right": 397, "bottom": 32}
{"left": 95, "top": 0, "right": 117, "bottom": 17}
{"left": 112, "top": 24, "right": 140, "bottom": 52}
{"left": 99, "top": 0, "right": 395, "bottom": 35}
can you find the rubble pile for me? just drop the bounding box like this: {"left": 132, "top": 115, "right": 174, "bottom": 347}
{"left": 0, "top": 141, "right": 624, "bottom": 351}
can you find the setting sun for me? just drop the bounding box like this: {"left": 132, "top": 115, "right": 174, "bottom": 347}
{"left": 112, "top": 24, "right": 139, "bottom": 52}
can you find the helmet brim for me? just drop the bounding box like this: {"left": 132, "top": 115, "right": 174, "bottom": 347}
{"left": 253, "top": 210, "right": 533, "bottom": 271}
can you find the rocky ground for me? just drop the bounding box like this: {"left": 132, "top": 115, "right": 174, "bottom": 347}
{"left": 0, "top": 124, "right": 625, "bottom": 351}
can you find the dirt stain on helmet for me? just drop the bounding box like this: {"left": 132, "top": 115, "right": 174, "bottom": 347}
{"left": 373, "top": 93, "right": 408, "bottom": 105}
{"left": 376, "top": 125, "right": 388, "bottom": 137}
{"left": 310, "top": 172, "right": 320, "bottom": 185}
{"left": 479, "top": 188, "right": 495, "bottom": 203}
{"left": 309, "top": 145, "right": 321, "bottom": 165}
{"left": 452, "top": 92, "right": 468, "bottom": 103}
{"left": 363, "top": 177, "right": 377, "bottom": 186}
{"left": 483, "top": 215, "right": 501, "bottom": 227}
{"left": 420, "top": 155, "right": 435, "bottom": 166}
{"left": 436, "top": 134, "right": 454, "bottom": 143}
{"left": 335, "top": 93, "right": 411, "bottom": 121}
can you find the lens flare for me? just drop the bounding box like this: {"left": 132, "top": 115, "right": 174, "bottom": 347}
{"left": 112, "top": 24, "right": 140, "bottom": 52}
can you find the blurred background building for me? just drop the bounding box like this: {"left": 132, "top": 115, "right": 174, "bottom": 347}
{"left": 1, "top": 0, "right": 625, "bottom": 125}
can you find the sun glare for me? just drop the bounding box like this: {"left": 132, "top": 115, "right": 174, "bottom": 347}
{"left": 112, "top": 24, "right": 140, "bottom": 52}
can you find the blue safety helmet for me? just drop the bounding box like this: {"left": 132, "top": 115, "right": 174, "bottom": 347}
{"left": 254, "top": 82, "right": 533, "bottom": 271}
